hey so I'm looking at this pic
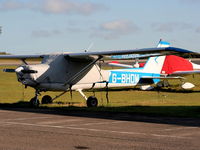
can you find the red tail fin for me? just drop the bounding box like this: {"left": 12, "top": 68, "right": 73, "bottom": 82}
{"left": 161, "top": 55, "right": 193, "bottom": 74}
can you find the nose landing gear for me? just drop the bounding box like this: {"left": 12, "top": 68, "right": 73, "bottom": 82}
{"left": 30, "top": 90, "right": 40, "bottom": 107}
{"left": 30, "top": 94, "right": 53, "bottom": 107}
{"left": 30, "top": 90, "right": 68, "bottom": 107}
{"left": 30, "top": 97, "right": 40, "bottom": 107}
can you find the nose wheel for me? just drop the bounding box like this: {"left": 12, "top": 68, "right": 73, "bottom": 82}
{"left": 30, "top": 90, "right": 40, "bottom": 107}
{"left": 30, "top": 97, "right": 40, "bottom": 107}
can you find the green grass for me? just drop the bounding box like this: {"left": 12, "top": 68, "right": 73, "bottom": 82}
{"left": 0, "top": 65, "right": 200, "bottom": 117}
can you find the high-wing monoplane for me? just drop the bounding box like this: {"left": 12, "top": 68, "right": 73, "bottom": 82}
{"left": 109, "top": 55, "right": 200, "bottom": 90}
{"left": 0, "top": 46, "right": 197, "bottom": 107}
{"left": 108, "top": 40, "right": 200, "bottom": 90}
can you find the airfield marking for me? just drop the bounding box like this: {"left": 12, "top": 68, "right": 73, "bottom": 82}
{"left": 0, "top": 123, "right": 13, "bottom": 127}
{"left": 2, "top": 121, "right": 189, "bottom": 139}
{"left": 0, "top": 116, "right": 52, "bottom": 122}
{"left": 38, "top": 119, "right": 82, "bottom": 125}
{"left": 163, "top": 127, "right": 199, "bottom": 131}
{"left": 68, "top": 121, "right": 124, "bottom": 126}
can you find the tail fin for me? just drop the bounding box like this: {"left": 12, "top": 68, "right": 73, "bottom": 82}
{"left": 143, "top": 55, "right": 199, "bottom": 75}
{"left": 157, "top": 39, "right": 170, "bottom": 48}
{"left": 161, "top": 55, "right": 198, "bottom": 74}
{"left": 142, "top": 56, "right": 166, "bottom": 73}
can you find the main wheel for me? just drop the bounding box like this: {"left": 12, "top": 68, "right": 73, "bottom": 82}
{"left": 157, "top": 81, "right": 170, "bottom": 88}
{"left": 41, "top": 95, "right": 53, "bottom": 104}
{"left": 30, "top": 97, "right": 40, "bottom": 107}
{"left": 86, "top": 96, "right": 98, "bottom": 107}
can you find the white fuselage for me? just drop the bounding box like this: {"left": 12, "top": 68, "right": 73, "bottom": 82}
{"left": 71, "top": 65, "right": 160, "bottom": 91}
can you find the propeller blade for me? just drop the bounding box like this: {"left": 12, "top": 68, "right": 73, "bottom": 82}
{"left": 3, "top": 69, "right": 16, "bottom": 73}
{"left": 21, "top": 70, "right": 37, "bottom": 74}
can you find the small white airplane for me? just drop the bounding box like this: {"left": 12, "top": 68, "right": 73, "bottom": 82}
{"left": 0, "top": 45, "right": 198, "bottom": 107}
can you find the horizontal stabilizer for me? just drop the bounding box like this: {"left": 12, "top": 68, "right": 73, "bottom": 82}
{"left": 170, "top": 70, "right": 200, "bottom": 76}
{"left": 108, "top": 61, "right": 133, "bottom": 68}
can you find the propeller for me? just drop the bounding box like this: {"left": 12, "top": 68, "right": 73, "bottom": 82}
{"left": 3, "top": 67, "right": 37, "bottom": 74}
{"left": 3, "top": 66, "right": 38, "bottom": 87}
{"left": 21, "top": 70, "right": 37, "bottom": 74}
{"left": 3, "top": 69, "right": 16, "bottom": 73}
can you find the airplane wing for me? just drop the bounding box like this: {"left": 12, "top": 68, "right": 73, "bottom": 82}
{"left": 0, "top": 47, "right": 197, "bottom": 60}
{"left": 109, "top": 39, "right": 170, "bottom": 60}
{"left": 108, "top": 53, "right": 161, "bottom": 60}
{"left": 108, "top": 61, "right": 133, "bottom": 68}
{"left": 0, "top": 54, "right": 44, "bottom": 59}
{"left": 67, "top": 47, "right": 197, "bottom": 59}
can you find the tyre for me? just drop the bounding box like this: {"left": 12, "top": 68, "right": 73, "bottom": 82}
{"left": 41, "top": 95, "right": 52, "bottom": 104}
{"left": 30, "top": 97, "right": 40, "bottom": 107}
{"left": 86, "top": 96, "right": 98, "bottom": 107}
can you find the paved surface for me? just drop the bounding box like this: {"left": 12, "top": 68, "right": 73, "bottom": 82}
{"left": 0, "top": 108, "right": 200, "bottom": 150}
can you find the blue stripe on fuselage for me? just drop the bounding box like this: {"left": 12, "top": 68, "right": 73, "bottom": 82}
{"left": 109, "top": 71, "right": 160, "bottom": 84}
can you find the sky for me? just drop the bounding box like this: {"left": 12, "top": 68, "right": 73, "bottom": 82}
{"left": 0, "top": 0, "right": 200, "bottom": 54}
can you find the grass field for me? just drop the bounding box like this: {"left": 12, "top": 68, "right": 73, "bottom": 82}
{"left": 0, "top": 65, "right": 200, "bottom": 117}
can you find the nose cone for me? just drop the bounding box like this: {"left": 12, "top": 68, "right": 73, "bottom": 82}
{"left": 15, "top": 66, "right": 37, "bottom": 87}
{"left": 15, "top": 66, "right": 24, "bottom": 74}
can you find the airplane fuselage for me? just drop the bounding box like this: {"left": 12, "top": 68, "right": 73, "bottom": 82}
{"left": 15, "top": 54, "right": 160, "bottom": 92}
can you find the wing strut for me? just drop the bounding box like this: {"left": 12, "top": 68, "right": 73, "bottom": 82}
{"left": 76, "top": 89, "right": 87, "bottom": 100}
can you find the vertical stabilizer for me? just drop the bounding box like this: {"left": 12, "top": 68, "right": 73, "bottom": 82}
{"left": 142, "top": 56, "right": 166, "bottom": 73}
{"left": 161, "top": 55, "right": 194, "bottom": 74}
{"left": 157, "top": 39, "right": 170, "bottom": 48}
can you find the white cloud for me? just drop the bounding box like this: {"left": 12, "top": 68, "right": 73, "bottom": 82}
{"left": 41, "top": 0, "right": 101, "bottom": 14}
{"left": 32, "top": 29, "right": 61, "bottom": 38}
{"left": 0, "top": 0, "right": 24, "bottom": 10}
{"left": 101, "top": 20, "right": 135, "bottom": 32}
{"left": 91, "top": 20, "right": 139, "bottom": 40}
{"left": 196, "top": 27, "right": 200, "bottom": 33}
{"left": 152, "top": 22, "right": 192, "bottom": 32}
{"left": 0, "top": 0, "right": 106, "bottom": 15}
{"left": 180, "top": 0, "right": 200, "bottom": 3}
{"left": 41, "top": 0, "right": 72, "bottom": 14}
{"left": 66, "top": 27, "right": 85, "bottom": 33}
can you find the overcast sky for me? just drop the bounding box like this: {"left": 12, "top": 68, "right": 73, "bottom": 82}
{"left": 0, "top": 0, "right": 200, "bottom": 54}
